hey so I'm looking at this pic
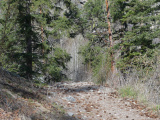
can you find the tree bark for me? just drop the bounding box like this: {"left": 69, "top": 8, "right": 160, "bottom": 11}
{"left": 26, "top": 0, "right": 32, "bottom": 80}
{"left": 106, "top": 0, "right": 114, "bottom": 73}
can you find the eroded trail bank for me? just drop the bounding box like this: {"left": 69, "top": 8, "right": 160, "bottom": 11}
{"left": 47, "top": 82, "right": 159, "bottom": 120}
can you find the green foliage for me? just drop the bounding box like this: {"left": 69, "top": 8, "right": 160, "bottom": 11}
{"left": 49, "top": 16, "right": 70, "bottom": 39}
{"left": 83, "top": 0, "right": 105, "bottom": 20}
{"left": 0, "top": 53, "right": 19, "bottom": 73}
{"left": 0, "top": 0, "right": 75, "bottom": 82}
{"left": 155, "top": 105, "right": 160, "bottom": 111}
{"left": 79, "top": 42, "right": 111, "bottom": 84}
{"left": 110, "top": 0, "right": 126, "bottom": 22}
{"left": 66, "top": 2, "right": 85, "bottom": 37}
{"left": 79, "top": 0, "right": 112, "bottom": 84}
{"left": 119, "top": 86, "right": 138, "bottom": 99}
{"left": 52, "top": 103, "right": 65, "bottom": 114}
{"left": 82, "top": 0, "right": 108, "bottom": 42}
{"left": 34, "top": 81, "right": 47, "bottom": 88}
{"left": 110, "top": 0, "right": 160, "bottom": 70}
{"left": 43, "top": 48, "right": 71, "bottom": 83}
{"left": 80, "top": 43, "right": 104, "bottom": 67}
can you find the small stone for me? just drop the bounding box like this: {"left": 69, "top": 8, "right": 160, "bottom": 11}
{"left": 65, "top": 96, "right": 76, "bottom": 102}
{"left": 98, "top": 91, "right": 101, "bottom": 94}
{"left": 68, "top": 112, "right": 74, "bottom": 117}
{"left": 48, "top": 96, "right": 51, "bottom": 99}
{"left": 48, "top": 92, "right": 56, "bottom": 96}
{"left": 76, "top": 115, "right": 82, "bottom": 119}
{"left": 125, "top": 102, "right": 130, "bottom": 106}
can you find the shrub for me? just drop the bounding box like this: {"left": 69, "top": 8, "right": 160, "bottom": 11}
{"left": 119, "top": 86, "right": 138, "bottom": 99}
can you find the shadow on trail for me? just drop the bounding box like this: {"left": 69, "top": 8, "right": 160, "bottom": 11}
{"left": 58, "top": 115, "right": 79, "bottom": 120}
{"left": 0, "top": 81, "right": 43, "bottom": 100}
{"left": 54, "top": 83, "right": 101, "bottom": 94}
{"left": 31, "top": 112, "right": 78, "bottom": 120}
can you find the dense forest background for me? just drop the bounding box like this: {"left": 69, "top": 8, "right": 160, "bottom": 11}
{"left": 0, "top": 0, "right": 160, "bottom": 107}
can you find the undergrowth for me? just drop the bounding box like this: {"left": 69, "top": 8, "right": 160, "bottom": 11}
{"left": 119, "top": 86, "right": 138, "bottom": 99}
{"left": 52, "top": 103, "right": 65, "bottom": 114}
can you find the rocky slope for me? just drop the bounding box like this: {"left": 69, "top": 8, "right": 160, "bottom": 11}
{"left": 0, "top": 68, "right": 77, "bottom": 120}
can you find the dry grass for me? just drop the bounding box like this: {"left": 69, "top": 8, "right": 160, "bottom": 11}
{"left": 105, "top": 63, "right": 160, "bottom": 117}
{"left": 0, "top": 90, "right": 35, "bottom": 120}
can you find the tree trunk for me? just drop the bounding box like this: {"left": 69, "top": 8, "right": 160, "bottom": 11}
{"left": 106, "top": 0, "right": 114, "bottom": 73}
{"left": 26, "top": 0, "right": 32, "bottom": 80}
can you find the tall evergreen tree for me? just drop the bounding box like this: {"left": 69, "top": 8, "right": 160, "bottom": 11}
{"left": 0, "top": 0, "right": 19, "bottom": 71}
{"left": 110, "top": 0, "right": 160, "bottom": 70}
{"left": 0, "top": 0, "right": 74, "bottom": 81}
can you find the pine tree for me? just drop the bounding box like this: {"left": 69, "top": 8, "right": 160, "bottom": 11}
{"left": 110, "top": 0, "right": 160, "bottom": 70}
{"left": 0, "top": 0, "right": 19, "bottom": 71}
{"left": 0, "top": 0, "right": 74, "bottom": 81}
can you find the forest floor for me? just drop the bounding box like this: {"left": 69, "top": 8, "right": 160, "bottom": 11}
{"left": 0, "top": 69, "right": 159, "bottom": 120}
{"left": 47, "top": 81, "right": 160, "bottom": 120}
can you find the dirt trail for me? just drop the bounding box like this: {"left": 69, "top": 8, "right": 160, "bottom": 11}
{"left": 47, "top": 82, "right": 159, "bottom": 120}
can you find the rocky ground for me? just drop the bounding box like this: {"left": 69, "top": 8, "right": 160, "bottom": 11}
{"left": 0, "top": 68, "right": 159, "bottom": 120}
{"left": 47, "top": 81, "right": 159, "bottom": 120}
